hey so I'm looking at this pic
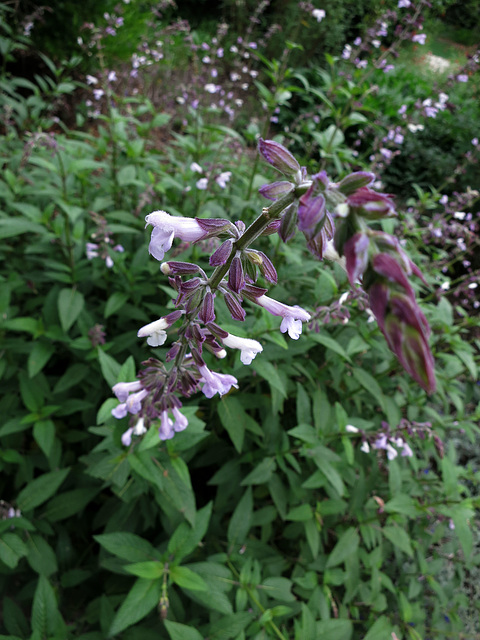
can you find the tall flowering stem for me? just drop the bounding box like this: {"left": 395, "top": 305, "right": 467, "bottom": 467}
{"left": 110, "top": 138, "right": 435, "bottom": 447}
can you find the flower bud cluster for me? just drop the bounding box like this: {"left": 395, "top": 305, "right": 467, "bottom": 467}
{"left": 257, "top": 138, "right": 436, "bottom": 393}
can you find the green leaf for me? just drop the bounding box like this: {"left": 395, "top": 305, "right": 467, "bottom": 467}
{"left": 382, "top": 526, "right": 414, "bottom": 557}
{"left": 26, "top": 534, "right": 58, "bottom": 576}
{"left": 316, "top": 619, "right": 353, "bottom": 640}
{"left": 286, "top": 504, "right": 312, "bottom": 522}
{"left": 0, "top": 533, "right": 28, "bottom": 568}
{"left": 363, "top": 615, "right": 393, "bottom": 640}
{"left": 124, "top": 561, "right": 164, "bottom": 579}
{"left": 326, "top": 528, "right": 359, "bottom": 568}
{"left": 97, "top": 349, "right": 121, "bottom": 388}
{"left": 94, "top": 532, "right": 159, "bottom": 563}
{"left": 261, "top": 577, "right": 295, "bottom": 602}
{"left": 164, "top": 620, "right": 203, "bottom": 640}
{"left": 31, "top": 575, "right": 66, "bottom": 639}
{"left": 104, "top": 292, "right": 129, "bottom": 319}
{"left": 170, "top": 565, "right": 207, "bottom": 591}
{"left": 309, "top": 333, "right": 351, "bottom": 361}
{"left": 167, "top": 502, "right": 213, "bottom": 563}
{"left": 228, "top": 487, "right": 253, "bottom": 545}
{"left": 241, "top": 458, "right": 276, "bottom": 485}
{"left": 33, "top": 420, "right": 55, "bottom": 458}
{"left": 2, "top": 597, "right": 30, "bottom": 638}
{"left": 108, "top": 578, "right": 162, "bottom": 637}
{"left": 384, "top": 494, "right": 418, "bottom": 518}
{"left": 53, "top": 363, "right": 89, "bottom": 394}
{"left": 42, "top": 488, "right": 99, "bottom": 522}
{"left": 251, "top": 359, "right": 287, "bottom": 397}
{"left": 0, "top": 218, "right": 44, "bottom": 238}
{"left": 208, "top": 612, "right": 253, "bottom": 639}
{"left": 27, "top": 340, "right": 55, "bottom": 378}
{"left": 17, "top": 468, "right": 70, "bottom": 512}
{"left": 57, "top": 288, "right": 84, "bottom": 332}
{"left": 218, "top": 396, "right": 246, "bottom": 453}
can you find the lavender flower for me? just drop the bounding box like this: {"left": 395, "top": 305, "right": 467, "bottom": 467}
{"left": 255, "top": 294, "right": 311, "bottom": 339}
{"left": 145, "top": 211, "right": 205, "bottom": 261}
{"left": 198, "top": 364, "right": 238, "bottom": 398}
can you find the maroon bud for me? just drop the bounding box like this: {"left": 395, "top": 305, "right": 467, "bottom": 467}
{"left": 210, "top": 239, "right": 234, "bottom": 266}
{"left": 258, "top": 181, "right": 294, "bottom": 201}
{"left": 206, "top": 322, "right": 229, "bottom": 340}
{"left": 242, "top": 284, "right": 268, "bottom": 299}
{"left": 164, "top": 310, "right": 184, "bottom": 326}
{"left": 228, "top": 256, "right": 245, "bottom": 293}
{"left": 198, "top": 291, "right": 216, "bottom": 324}
{"left": 165, "top": 342, "right": 181, "bottom": 362}
{"left": 256, "top": 251, "right": 277, "bottom": 284}
{"left": 368, "top": 282, "right": 390, "bottom": 332}
{"left": 162, "top": 261, "right": 199, "bottom": 275}
{"left": 347, "top": 188, "right": 396, "bottom": 219}
{"left": 224, "top": 292, "right": 246, "bottom": 321}
{"left": 261, "top": 219, "right": 282, "bottom": 236}
{"left": 343, "top": 233, "right": 370, "bottom": 284}
{"left": 337, "top": 171, "right": 375, "bottom": 195}
{"left": 258, "top": 138, "right": 301, "bottom": 177}
{"left": 298, "top": 190, "right": 325, "bottom": 233}
{"left": 372, "top": 253, "right": 413, "bottom": 296}
{"left": 195, "top": 218, "right": 236, "bottom": 237}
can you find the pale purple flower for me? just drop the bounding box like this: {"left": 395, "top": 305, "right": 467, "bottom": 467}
{"left": 354, "top": 37, "right": 362, "bottom": 46}
{"left": 86, "top": 75, "right": 98, "bottom": 85}
{"left": 121, "top": 417, "right": 147, "bottom": 446}
{"left": 113, "top": 380, "right": 142, "bottom": 402}
{"left": 412, "top": 34, "right": 426, "bottom": 45}
{"left": 216, "top": 48, "right": 224, "bottom": 57}
{"left": 380, "top": 148, "right": 393, "bottom": 159}
{"left": 172, "top": 407, "right": 188, "bottom": 432}
{"left": 398, "top": 0, "right": 411, "bottom": 7}
{"left": 456, "top": 74, "right": 468, "bottom": 82}
{"left": 199, "top": 364, "right": 238, "bottom": 398}
{"left": 202, "top": 56, "right": 212, "bottom": 64}
{"left": 204, "top": 83, "right": 219, "bottom": 93}
{"left": 401, "top": 441, "right": 413, "bottom": 457}
{"left": 221, "top": 333, "right": 263, "bottom": 365}
{"left": 255, "top": 295, "right": 311, "bottom": 340}
{"left": 439, "top": 195, "right": 448, "bottom": 205}
{"left": 372, "top": 39, "right": 381, "bottom": 48}
{"left": 86, "top": 242, "right": 99, "bottom": 259}
{"left": 386, "top": 444, "right": 398, "bottom": 460}
{"left": 215, "top": 171, "right": 232, "bottom": 189}
{"left": 107, "top": 71, "right": 117, "bottom": 82}
{"left": 196, "top": 178, "right": 208, "bottom": 190}
{"left": 312, "top": 8, "right": 326, "bottom": 22}
{"left": 472, "top": 137, "right": 479, "bottom": 146}
{"left": 105, "top": 256, "right": 114, "bottom": 268}
{"left": 190, "top": 162, "right": 203, "bottom": 173}
{"left": 145, "top": 211, "right": 205, "bottom": 261}
{"left": 356, "top": 59, "right": 368, "bottom": 69}
{"left": 383, "top": 65, "right": 395, "bottom": 73}
{"left": 93, "top": 89, "right": 104, "bottom": 100}
{"left": 373, "top": 434, "right": 388, "bottom": 450}
{"left": 342, "top": 45, "right": 352, "bottom": 59}
{"left": 398, "top": 104, "right": 407, "bottom": 115}
{"left": 159, "top": 410, "right": 175, "bottom": 440}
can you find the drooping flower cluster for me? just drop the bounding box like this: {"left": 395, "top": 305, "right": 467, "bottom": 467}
{"left": 110, "top": 138, "right": 435, "bottom": 447}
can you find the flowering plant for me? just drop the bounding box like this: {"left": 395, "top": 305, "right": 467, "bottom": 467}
{"left": 110, "top": 138, "right": 436, "bottom": 445}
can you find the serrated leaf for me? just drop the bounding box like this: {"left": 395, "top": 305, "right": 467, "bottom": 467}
{"left": 170, "top": 565, "right": 207, "bottom": 591}
{"left": 326, "top": 527, "right": 359, "bottom": 568}
{"left": 164, "top": 620, "right": 203, "bottom": 640}
{"left": 124, "top": 561, "right": 164, "bottom": 579}
{"left": 228, "top": 487, "right": 253, "bottom": 545}
{"left": 108, "top": 578, "right": 162, "bottom": 637}
{"left": 17, "top": 468, "right": 70, "bottom": 512}
{"left": 382, "top": 526, "right": 414, "bottom": 557}
{"left": 0, "top": 533, "right": 28, "bottom": 568}
{"left": 94, "top": 532, "right": 159, "bottom": 563}
{"left": 57, "top": 288, "right": 84, "bottom": 332}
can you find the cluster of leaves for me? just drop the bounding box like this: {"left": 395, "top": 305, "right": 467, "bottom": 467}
{"left": 1, "top": 3, "right": 480, "bottom": 639}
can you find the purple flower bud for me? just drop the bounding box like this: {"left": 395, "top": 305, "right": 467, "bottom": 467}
{"left": 261, "top": 219, "right": 282, "bottom": 236}
{"left": 161, "top": 261, "right": 199, "bottom": 275}
{"left": 242, "top": 284, "right": 269, "bottom": 299}
{"left": 224, "top": 292, "right": 246, "bottom": 321}
{"left": 255, "top": 251, "right": 277, "bottom": 284}
{"left": 196, "top": 217, "right": 236, "bottom": 237}
{"left": 199, "top": 291, "right": 216, "bottom": 324}
{"left": 347, "top": 188, "right": 396, "bottom": 219}
{"left": 258, "top": 181, "right": 294, "bottom": 201}
{"left": 343, "top": 233, "right": 370, "bottom": 284}
{"left": 298, "top": 191, "right": 325, "bottom": 233}
{"left": 210, "top": 239, "right": 234, "bottom": 266}
{"left": 372, "top": 253, "right": 414, "bottom": 296}
{"left": 228, "top": 255, "right": 245, "bottom": 293}
{"left": 206, "top": 322, "right": 229, "bottom": 340}
{"left": 258, "top": 138, "right": 301, "bottom": 178}
{"left": 337, "top": 172, "right": 375, "bottom": 195}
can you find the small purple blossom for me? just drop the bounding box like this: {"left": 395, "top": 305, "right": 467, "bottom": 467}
{"left": 199, "top": 364, "right": 238, "bottom": 398}
{"left": 145, "top": 211, "right": 205, "bottom": 261}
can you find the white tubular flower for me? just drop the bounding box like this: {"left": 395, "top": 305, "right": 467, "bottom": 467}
{"left": 113, "top": 380, "right": 142, "bottom": 402}
{"left": 137, "top": 317, "right": 169, "bottom": 347}
{"left": 345, "top": 424, "right": 359, "bottom": 433}
{"left": 145, "top": 210, "right": 205, "bottom": 261}
{"left": 256, "top": 294, "right": 311, "bottom": 340}
{"left": 360, "top": 441, "right": 370, "bottom": 453}
{"left": 221, "top": 333, "right": 263, "bottom": 365}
